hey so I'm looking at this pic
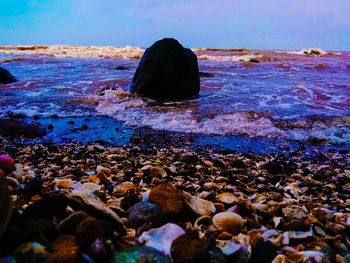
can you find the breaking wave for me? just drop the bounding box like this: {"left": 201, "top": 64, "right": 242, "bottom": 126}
{"left": 0, "top": 45, "right": 270, "bottom": 62}
{"left": 0, "top": 45, "right": 145, "bottom": 59}
{"left": 95, "top": 89, "right": 350, "bottom": 144}
{"left": 1, "top": 46, "right": 349, "bottom": 146}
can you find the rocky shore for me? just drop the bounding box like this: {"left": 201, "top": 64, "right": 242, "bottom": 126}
{"left": 0, "top": 136, "right": 349, "bottom": 262}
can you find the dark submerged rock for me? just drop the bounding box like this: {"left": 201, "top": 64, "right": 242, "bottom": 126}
{"left": 114, "top": 66, "right": 129, "bottom": 70}
{"left": 199, "top": 71, "right": 215, "bottom": 77}
{"left": 130, "top": 38, "right": 200, "bottom": 100}
{"left": 0, "top": 119, "right": 46, "bottom": 138}
{"left": 0, "top": 67, "right": 17, "bottom": 84}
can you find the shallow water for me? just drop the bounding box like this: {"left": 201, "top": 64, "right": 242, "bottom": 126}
{"left": 0, "top": 46, "right": 349, "bottom": 150}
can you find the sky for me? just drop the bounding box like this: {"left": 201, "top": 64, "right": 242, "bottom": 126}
{"left": 0, "top": 0, "right": 349, "bottom": 50}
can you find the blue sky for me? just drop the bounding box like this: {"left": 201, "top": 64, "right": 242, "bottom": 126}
{"left": 0, "top": 0, "right": 349, "bottom": 50}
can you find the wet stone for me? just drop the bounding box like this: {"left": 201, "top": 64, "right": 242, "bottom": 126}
{"left": 127, "top": 201, "right": 163, "bottom": 229}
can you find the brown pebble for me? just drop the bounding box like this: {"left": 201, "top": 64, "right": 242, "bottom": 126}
{"left": 45, "top": 235, "right": 79, "bottom": 263}
{"left": 76, "top": 218, "right": 103, "bottom": 250}
{"left": 97, "top": 171, "right": 109, "bottom": 184}
{"left": 59, "top": 211, "right": 90, "bottom": 235}
{"left": 171, "top": 231, "right": 211, "bottom": 263}
{"left": 148, "top": 184, "right": 185, "bottom": 219}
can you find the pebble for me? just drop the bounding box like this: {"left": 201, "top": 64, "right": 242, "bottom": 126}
{"left": 148, "top": 184, "right": 185, "bottom": 219}
{"left": 59, "top": 211, "right": 90, "bottom": 235}
{"left": 45, "top": 235, "right": 79, "bottom": 263}
{"left": 212, "top": 212, "right": 246, "bottom": 235}
{"left": 0, "top": 142, "right": 349, "bottom": 262}
{"left": 0, "top": 154, "right": 15, "bottom": 174}
{"left": 127, "top": 201, "right": 163, "bottom": 229}
{"left": 76, "top": 218, "right": 103, "bottom": 250}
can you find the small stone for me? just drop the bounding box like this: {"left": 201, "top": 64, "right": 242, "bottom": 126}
{"left": 216, "top": 193, "right": 239, "bottom": 204}
{"left": 178, "top": 152, "right": 199, "bottom": 164}
{"left": 59, "top": 211, "right": 90, "bottom": 235}
{"left": 250, "top": 239, "right": 278, "bottom": 263}
{"left": 76, "top": 218, "right": 103, "bottom": 250}
{"left": 45, "top": 235, "right": 79, "bottom": 263}
{"left": 89, "top": 238, "right": 113, "bottom": 262}
{"left": 112, "top": 246, "right": 170, "bottom": 263}
{"left": 265, "top": 160, "right": 284, "bottom": 175}
{"left": 127, "top": 201, "right": 163, "bottom": 229}
{"left": 16, "top": 177, "right": 43, "bottom": 198}
{"left": 54, "top": 178, "right": 74, "bottom": 188}
{"left": 13, "top": 242, "right": 47, "bottom": 262}
{"left": 148, "top": 184, "right": 185, "bottom": 219}
{"left": 203, "top": 182, "right": 218, "bottom": 191}
{"left": 96, "top": 165, "right": 111, "bottom": 174}
{"left": 212, "top": 212, "right": 246, "bottom": 235}
{"left": 121, "top": 193, "right": 141, "bottom": 211}
{"left": 0, "top": 154, "right": 15, "bottom": 174}
{"left": 171, "top": 231, "right": 218, "bottom": 263}
{"left": 97, "top": 171, "right": 109, "bottom": 184}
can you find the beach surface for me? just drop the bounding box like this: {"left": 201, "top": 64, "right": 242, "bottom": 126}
{"left": 0, "top": 45, "right": 349, "bottom": 262}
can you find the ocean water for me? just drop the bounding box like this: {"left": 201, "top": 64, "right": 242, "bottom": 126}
{"left": 0, "top": 45, "right": 349, "bottom": 150}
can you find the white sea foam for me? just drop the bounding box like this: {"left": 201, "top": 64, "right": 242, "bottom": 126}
{"left": 0, "top": 45, "right": 268, "bottom": 62}
{"left": 197, "top": 53, "right": 265, "bottom": 62}
{"left": 0, "top": 103, "right": 92, "bottom": 118}
{"left": 0, "top": 45, "right": 145, "bottom": 59}
{"left": 287, "top": 48, "right": 327, "bottom": 56}
{"left": 94, "top": 89, "right": 350, "bottom": 144}
{"left": 95, "top": 89, "right": 287, "bottom": 138}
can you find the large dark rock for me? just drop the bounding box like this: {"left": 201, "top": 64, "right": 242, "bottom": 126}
{"left": 130, "top": 38, "right": 200, "bottom": 100}
{"left": 0, "top": 67, "right": 17, "bottom": 84}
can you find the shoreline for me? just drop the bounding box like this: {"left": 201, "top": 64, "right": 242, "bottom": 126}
{"left": 2, "top": 114, "right": 350, "bottom": 156}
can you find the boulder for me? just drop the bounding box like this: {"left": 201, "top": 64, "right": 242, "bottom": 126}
{"left": 0, "top": 67, "right": 17, "bottom": 84}
{"left": 130, "top": 38, "right": 200, "bottom": 100}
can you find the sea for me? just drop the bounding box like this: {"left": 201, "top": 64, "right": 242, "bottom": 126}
{"left": 0, "top": 45, "right": 349, "bottom": 153}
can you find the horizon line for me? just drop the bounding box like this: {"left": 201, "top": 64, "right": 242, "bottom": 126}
{"left": 0, "top": 43, "right": 348, "bottom": 53}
